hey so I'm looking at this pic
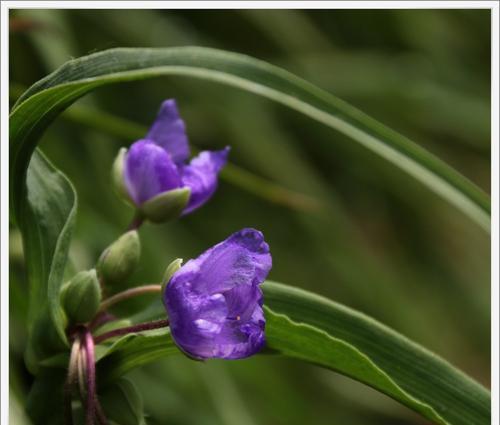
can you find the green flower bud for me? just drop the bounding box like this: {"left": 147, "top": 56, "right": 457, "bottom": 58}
{"left": 97, "top": 230, "right": 141, "bottom": 284}
{"left": 60, "top": 269, "right": 101, "bottom": 324}
{"left": 139, "top": 187, "right": 190, "bottom": 223}
{"left": 162, "top": 258, "right": 183, "bottom": 293}
{"left": 112, "top": 147, "right": 133, "bottom": 205}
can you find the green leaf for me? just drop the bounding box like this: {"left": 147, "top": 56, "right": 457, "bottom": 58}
{"left": 21, "top": 151, "right": 76, "bottom": 369}
{"left": 95, "top": 281, "right": 489, "bottom": 425}
{"left": 100, "top": 378, "right": 146, "bottom": 425}
{"left": 10, "top": 47, "right": 489, "bottom": 230}
{"left": 263, "top": 282, "right": 489, "bottom": 425}
{"left": 26, "top": 367, "right": 66, "bottom": 425}
{"left": 97, "top": 328, "right": 178, "bottom": 385}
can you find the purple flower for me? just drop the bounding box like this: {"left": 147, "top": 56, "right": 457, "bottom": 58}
{"left": 123, "top": 99, "right": 229, "bottom": 215}
{"left": 164, "top": 228, "right": 272, "bottom": 360}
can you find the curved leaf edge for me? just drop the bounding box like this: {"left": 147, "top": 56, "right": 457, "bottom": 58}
{"left": 264, "top": 281, "right": 489, "bottom": 393}
{"left": 264, "top": 306, "right": 448, "bottom": 425}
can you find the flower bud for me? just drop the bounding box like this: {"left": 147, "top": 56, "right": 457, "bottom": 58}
{"left": 97, "top": 230, "right": 141, "bottom": 284}
{"left": 60, "top": 269, "right": 101, "bottom": 324}
{"left": 139, "top": 187, "right": 190, "bottom": 223}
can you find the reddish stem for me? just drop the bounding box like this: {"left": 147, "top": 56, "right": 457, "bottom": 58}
{"left": 64, "top": 338, "right": 81, "bottom": 425}
{"left": 95, "top": 399, "right": 109, "bottom": 425}
{"left": 89, "top": 311, "right": 117, "bottom": 331}
{"left": 93, "top": 319, "right": 169, "bottom": 344}
{"left": 98, "top": 284, "right": 161, "bottom": 312}
{"left": 84, "top": 331, "right": 96, "bottom": 425}
{"left": 127, "top": 213, "right": 144, "bottom": 231}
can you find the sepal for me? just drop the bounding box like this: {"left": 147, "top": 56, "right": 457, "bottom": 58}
{"left": 139, "top": 187, "right": 190, "bottom": 223}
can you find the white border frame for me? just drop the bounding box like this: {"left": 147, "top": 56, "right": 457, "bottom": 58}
{"left": 0, "top": 1, "right": 498, "bottom": 9}
{"left": 491, "top": 3, "right": 499, "bottom": 425}
{"left": 1, "top": 2, "right": 498, "bottom": 425}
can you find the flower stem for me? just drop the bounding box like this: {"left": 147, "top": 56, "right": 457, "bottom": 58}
{"left": 84, "top": 331, "right": 97, "bottom": 425}
{"left": 77, "top": 344, "right": 87, "bottom": 400}
{"left": 95, "top": 399, "right": 109, "bottom": 425}
{"left": 99, "top": 284, "right": 162, "bottom": 312}
{"left": 64, "top": 339, "right": 81, "bottom": 425}
{"left": 94, "top": 319, "right": 169, "bottom": 344}
{"left": 89, "top": 311, "right": 117, "bottom": 331}
{"left": 127, "top": 213, "right": 144, "bottom": 231}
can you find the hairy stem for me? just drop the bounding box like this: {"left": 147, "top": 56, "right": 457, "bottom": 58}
{"left": 99, "top": 284, "right": 162, "bottom": 312}
{"left": 94, "top": 319, "right": 170, "bottom": 344}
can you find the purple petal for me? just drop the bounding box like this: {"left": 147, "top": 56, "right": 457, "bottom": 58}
{"left": 179, "top": 147, "right": 230, "bottom": 215}
{"left": 164, "top": 228, "right": 271, "bottom": 359}
{"left": 215, "top": 308, "right": 266, "bottom": 359}
{"left": 170, "top": 228, "right": 271, "bottom": 295}
{"left": 146, "top": 99, "right": 190, "bottom": 163}
{"left": 124, "top": 139, "right": 181, "bottom": 205}
{"left": 224, "top": 284, "right": 262, "bottom": 321}
{"left": 165, "top": 285, "right": 228, "bottom": 358}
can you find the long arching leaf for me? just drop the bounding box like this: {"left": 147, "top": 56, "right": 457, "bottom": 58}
{"left": 10, "top": 47, "right": 490, "bottom": 230}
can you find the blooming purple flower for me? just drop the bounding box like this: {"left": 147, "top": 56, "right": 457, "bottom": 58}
{"left": 164, "top": 228, "right": 272, "bottom": 360}
{"left": 123, "top": 99, "right": 229, "bottom": 215}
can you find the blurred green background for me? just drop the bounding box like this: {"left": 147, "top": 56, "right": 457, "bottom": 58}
{"left": 10, "top": 9, "right": 491, "bottom": 425}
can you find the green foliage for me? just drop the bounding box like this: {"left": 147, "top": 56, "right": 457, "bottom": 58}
{"left": 20, "top": 151, "right": 76, "bottom": 370}
{"left": 10, "top": 47, "right": 489, "bottom": 230}
{"left": 100, "top": 378, "right": 146, "bottom": 425}
{"left": 26, "top": 368, "right": 66, "bottom": 424}
{"left": 263, "top": 282, "right": 489, "bottom": 425}
{"left": 93, "top": 281, "right": 489, "bottom": 425}
{"left": 15, "top": 144, "right": 490, "bottom": 424}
